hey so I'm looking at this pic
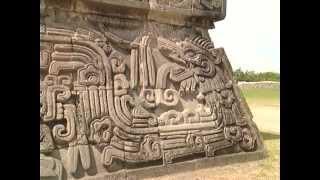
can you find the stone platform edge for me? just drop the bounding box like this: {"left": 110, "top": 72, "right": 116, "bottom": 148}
{"left": 82, "top": 149, "right": 267, "bottom": 180}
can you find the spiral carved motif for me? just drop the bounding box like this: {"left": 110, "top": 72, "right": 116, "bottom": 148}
{"left": 40, "top": 1, "right": 263, "bottom": 179}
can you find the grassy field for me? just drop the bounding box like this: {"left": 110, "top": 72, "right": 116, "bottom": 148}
{"left": 241, "top": 86, "right": 280, "bottom": 134}
{"left": 242, "top": 87, "right": 280, "bottom": 179}
{"left": 241, "top": 87, "right": 280, "bottom": 106}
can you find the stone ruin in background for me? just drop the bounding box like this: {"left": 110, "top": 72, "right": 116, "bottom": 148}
{"left": 40, "top": 0, "right": 265, "bottom": 179}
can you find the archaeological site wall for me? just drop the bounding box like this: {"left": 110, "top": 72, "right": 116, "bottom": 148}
{"left": 40, "top": 1, "right": 265, "bottom": 179}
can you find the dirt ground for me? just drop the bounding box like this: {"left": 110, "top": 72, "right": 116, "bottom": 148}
{"left": 251, "top": 105, "right": 280, "bottom": 134}
{"left": 246, "top": 94, "right": 280, "bottom": 135}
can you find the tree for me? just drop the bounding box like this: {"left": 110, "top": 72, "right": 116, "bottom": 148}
{"left": 233, "top": 68, "right": 280, "bottom": 82}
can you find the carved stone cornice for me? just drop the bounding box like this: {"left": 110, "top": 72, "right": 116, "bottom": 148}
{"left": 41, "top": 0, "right": 226, "bottom": 28}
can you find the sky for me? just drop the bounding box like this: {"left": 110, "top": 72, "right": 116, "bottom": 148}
{"left": 209, "top": 0, "right": 280, "bottom": 73}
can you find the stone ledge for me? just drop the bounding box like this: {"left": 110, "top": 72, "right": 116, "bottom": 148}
{"left": 82, "top": 0, "right": 225, "bottom": 19}
{"left": 82, "top": 149, "right": 267, "bottom": 180}
{"left": 41, "top": 0, "right": 226, "bottom": 27}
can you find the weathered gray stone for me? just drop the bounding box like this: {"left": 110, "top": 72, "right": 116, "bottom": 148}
{"left": 40, "top": 0, "right": 265, "bottom": 179}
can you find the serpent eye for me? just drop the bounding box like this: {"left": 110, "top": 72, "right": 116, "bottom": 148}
{"left": 184, "top": 50, "right": 196, "bottom": 58}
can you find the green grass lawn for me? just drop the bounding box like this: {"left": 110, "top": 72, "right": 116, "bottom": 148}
{"left": 241, "top": 87, "right": 280, "bottom": 106}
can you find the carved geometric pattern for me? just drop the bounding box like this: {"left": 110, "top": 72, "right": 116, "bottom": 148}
{"left": 40, "top": 1, "right": 263, "bottom": 179}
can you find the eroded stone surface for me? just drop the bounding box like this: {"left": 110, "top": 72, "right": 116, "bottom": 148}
{"left": 40, "top": 1, "right": 264, "bottom": 179}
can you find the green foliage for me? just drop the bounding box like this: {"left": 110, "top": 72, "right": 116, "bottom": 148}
{"left": 233, "top": 68, "right": 280, "bottom": 82}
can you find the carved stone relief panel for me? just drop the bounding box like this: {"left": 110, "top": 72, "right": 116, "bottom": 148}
{"left": 40, "top": 1, "right": 264, "bottom": 179}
